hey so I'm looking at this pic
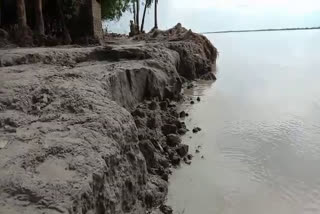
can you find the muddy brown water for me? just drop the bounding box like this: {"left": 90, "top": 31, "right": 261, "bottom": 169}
{"left": 167, "top": 30, "right": 320, "bottom": 214}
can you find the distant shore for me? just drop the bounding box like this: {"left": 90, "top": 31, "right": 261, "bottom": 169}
{"left": 201, "top": 27, "right": 320, "bottom": 34}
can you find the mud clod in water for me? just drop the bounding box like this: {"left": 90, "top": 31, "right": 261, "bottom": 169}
{"left": 193, "top": 127, "right": 202, "bottom": 133}
{"left": 176, "top": 144, "right": 189, "bottom": 157}
{"left": 179, "top": 111, "right": 186, "bottom": 118}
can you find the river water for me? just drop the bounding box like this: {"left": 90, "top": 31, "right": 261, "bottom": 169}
{"left": 167, "top": 30, "right": 320, "bottom": 214}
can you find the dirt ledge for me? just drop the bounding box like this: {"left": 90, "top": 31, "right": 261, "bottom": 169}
{"left": 0, "top": 24, "right": 217, "bottom": 214}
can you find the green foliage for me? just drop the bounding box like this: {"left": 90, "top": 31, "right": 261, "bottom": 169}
{"left": 101, "top": 0, "right": 132, "bottom": 20}
{"left": 101, "top": 0, "right": 153, "bottom": 21}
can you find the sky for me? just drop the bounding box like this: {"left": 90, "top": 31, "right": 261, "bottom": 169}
{"left": 172, "top": 0, "right": 320, "bottom": 13}
{"left": 105, "top": 0, "right": 320, "bottom": 34}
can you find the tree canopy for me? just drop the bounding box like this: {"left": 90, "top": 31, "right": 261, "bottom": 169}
{"left": 101, "top": 0, "right": 154, "bottom": 21}
{"left": 101, "top": 0, "right": 132, "bottom": 20}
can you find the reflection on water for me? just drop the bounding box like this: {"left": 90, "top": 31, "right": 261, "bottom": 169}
{"left": 167, "top": 30, "right": 320, "bottom": 214}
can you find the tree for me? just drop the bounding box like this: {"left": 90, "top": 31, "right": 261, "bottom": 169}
{"left": 35, "top": 0, "right": 45, "bottom": 35}
{"left": 16, "top": 0, "right": 27, "bottom": 29}
{"left": 101, "top": 0, "right": 132, "bottom": 20}
{"left": 136, "top": 0, "right": 140, "bottom": 32}
{"left": 140, "top": 0, "right": 153, "bottom": 32}
{"left": 133, "top": 1, "right": 136, "bottom": 24}
{"left": 0, "top": 0, "right": 2, "bottom": 26}
{"left": 56, "top": 0, "right": 71, "bottom": 44}
{"left": 16, "top": 0, "right": 33, "bottom": 46}
{"left": 154, "top": 0, "right": 158, "bottom": 29}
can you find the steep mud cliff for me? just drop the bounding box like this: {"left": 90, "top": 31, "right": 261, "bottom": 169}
{"left": 0, "top": 24, "right": 217, "bottom": 214}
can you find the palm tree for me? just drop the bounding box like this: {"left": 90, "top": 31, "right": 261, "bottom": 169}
{"left": 141, "top": 0, "right": 153, "bottom": 32}
{"left": 154, "top": 0, "right": 158, "bottom": 29}
{"left": 35, "top": 0, "right": 45, "bottom": 35}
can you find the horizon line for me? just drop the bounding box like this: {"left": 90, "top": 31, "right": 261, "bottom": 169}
{"left": 200, "top": 26, "right": 320, "bottom": 34}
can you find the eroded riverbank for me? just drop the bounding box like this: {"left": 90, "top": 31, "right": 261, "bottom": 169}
{"left": 0, "top": 25, "right": 217, "bottom": 214}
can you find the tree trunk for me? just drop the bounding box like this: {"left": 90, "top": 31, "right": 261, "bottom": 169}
{"left": 140, "top": 1, "right": 148, "bottom": 32}
{"left": 56, "top": 0, "right": 71, "bottom": 44}
{"left": 154, "top": 0, "right": 158, "bottom": 29}
{"left": 136, "top": 0, "right": 140, "bottom": 32}
{"left": 16, "top": 0, "right": 27, "bottom": 28}
{"left": 16, "top": 0, "right": 33, "bottom": 46}
{"left": 0, "top": 1, "right": 2, "bottom": 26}
{"left": 35, "top": 0, "right": 45, "bottom": 35}
{"left": 133, "top": 2, "right": 136, "bottom": 24}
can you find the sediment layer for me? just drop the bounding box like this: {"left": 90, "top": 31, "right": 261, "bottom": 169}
{"left": 0, "top": 24, "right": 217, "bottom": 214}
